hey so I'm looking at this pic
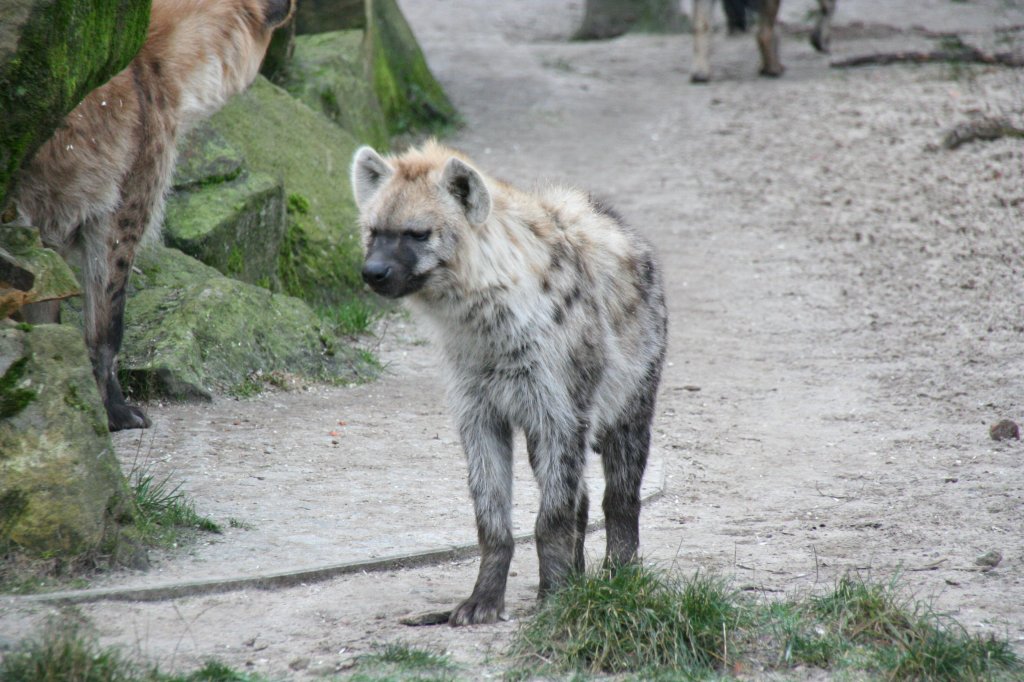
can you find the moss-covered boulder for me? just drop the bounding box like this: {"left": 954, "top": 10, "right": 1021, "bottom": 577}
{"left": 282, "top": 31, "right": 389, "bottom": 150}
{"left": 295, "top": 0, "right": 365, "bottom": 34}
{"left": 107, "top": 245, "right": 369, "bottom": 401}
{"left": 0, "top": 225, "right": 80, "bottom": 318}
{"left": 163, "top": 171, "right": 286, "bottom": 290}
{"left": 209, "top": 77, "right": 365, "bottom": 306}
{"left": 366, "top": 0, "right": 457, "bottom": 136}
{"left": 0, "top": 321, "right": 128, "bottom": 556}
{"left": 0, "top": 0, "right": 151, "bottom": 207}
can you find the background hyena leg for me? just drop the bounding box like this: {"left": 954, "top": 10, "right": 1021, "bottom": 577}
{"left": 757, "top": 0, "right": 784, "bottom": 77}
{"left": 17, "top": 300, "right": 61, "bottom": 324}
{"left": 691, "top": 0, "right": 714, "bottom": 83}
{"left": 597, "top": 416, "right": 652, "bottom": 567}
{"left": 528, "top": 428, "right": 587, "bottom": 597}
{"left": 810, "top": 0, "right": 836, "bottom": 53}
{"left": 83, "top": 221, "right": 150, "bottom": 432}
{"left": 450, "top": 410, "right": 514, "bottom": 626}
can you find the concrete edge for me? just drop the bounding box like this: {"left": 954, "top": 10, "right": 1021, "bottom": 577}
{"left": 12, "top": 459, "right": 666, "bottom": 605}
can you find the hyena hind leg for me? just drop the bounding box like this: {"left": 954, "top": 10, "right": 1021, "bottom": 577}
{"left": 597, "top": 414, "right": 654, "bottom": 568}
{"left": 82, "top": 217, "right": 150, "bottom": 432}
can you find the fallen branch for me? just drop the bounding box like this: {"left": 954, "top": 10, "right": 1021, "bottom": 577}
{"left": 942, "top": 117, "right": 1024, "bottom": 149}
{"left": 832, "top": 47, "right": 1024, "bottom": 69}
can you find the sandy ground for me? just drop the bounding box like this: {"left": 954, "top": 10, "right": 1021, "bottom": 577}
{"left": 3, "top": 0, "right": 1024, "bottom": 678}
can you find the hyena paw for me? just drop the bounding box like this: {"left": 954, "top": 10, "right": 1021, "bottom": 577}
{"left": 107, "top": 402, "right": 151, "bottom": 431}
{"left": 448, "top": 597, "right": 506, "bottom": 626}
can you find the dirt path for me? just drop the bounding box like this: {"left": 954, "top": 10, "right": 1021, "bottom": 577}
{"left": 3, "top": 0, "right": 1024, "bottom": 678}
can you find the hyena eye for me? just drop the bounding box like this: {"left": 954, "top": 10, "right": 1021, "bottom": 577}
{"left": 406, "top": 230, "right": 431, "bottom": 242}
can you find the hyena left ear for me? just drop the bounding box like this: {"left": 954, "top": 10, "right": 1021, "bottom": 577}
{"left": 442, "top": 157, "right": 491, "bottom": 225}
{"left": 263, "top": 0, "right": 296, "bottom": 27}
{"left": 351, "top": 146, "right": 393, "bottom": 208}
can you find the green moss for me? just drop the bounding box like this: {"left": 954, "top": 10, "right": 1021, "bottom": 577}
{"left": 0, "top": 357, "right": 36, "bottom": 420}
{"left": 0, "top": 0, "right": 151, "bottom": 206}
{"left": 283, "top": 30, "right": 390, "bottom": 150}
{"left": 210, "top": 77, "right": 366, "bottom": 306}
{"left": 366, "top": 0, "right": 458, "bottom": 136}
{"left": 163, "top": 171, "right": 285, "bottom": 288}
{"left": 288, "top": 193, "right": 310, "bottom": 215}
{"left": 0, "top": 488, "right": 29, "bottom": 541}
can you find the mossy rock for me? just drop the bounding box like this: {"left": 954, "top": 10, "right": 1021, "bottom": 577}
{"left": 0, "top": 321, "right": 128, "bottom": 556}
{"left": 209, "top": 77, "right": 365, "bottom": 307}
{"left": 163, "top": 170, "right": 286, "bottom": 289}
{"left": 100, "top": 245, "right": 371, "bottom": 401}
{"left": 0, "top": 225, "right": 80, "bottom": 318}
{"left": 0, "top": 0, "right": 151, "bottom": 207}
{"left": 295, "top": 0, "right": 365, "bottom": 34}
{"left": 172, "top": 123, "right": 244, "bottom": 191}
{"left": 282, "top": 30, "right": 389, "bottom": 150}
{"left": 366, "top": 0, "right": 458, "bottom": 137}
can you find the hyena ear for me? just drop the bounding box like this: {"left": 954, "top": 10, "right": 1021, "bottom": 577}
{"left": 351, "top": 146, "right": 393, "bottom": 208}
{"left": 262, "top": 0, "right": 296, "bottom": 27}
{"left": 442, "top": 157, "right": 491, "bottom": 225}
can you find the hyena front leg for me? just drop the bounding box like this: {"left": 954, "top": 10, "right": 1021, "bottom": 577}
{"left": 691, "top": 0, "right": 715, "bottom": 83}
{"left": 529, "top": 434, "right": 590, "bottom": 579}
{"left": 810, "top": 0, "right": 837, "bottom": 53}
{"left": 450, "top": 407, "right": 515, "bottom": 626}
{"left": 527, "top": 426, "right": 588, "bottom": 597}
{"left": 757, "top": 0, "right": 784, "bottom": 77}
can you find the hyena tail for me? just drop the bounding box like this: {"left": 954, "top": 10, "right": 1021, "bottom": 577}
{"left": 723, "top": 0, "right": 757, "bottom": 33}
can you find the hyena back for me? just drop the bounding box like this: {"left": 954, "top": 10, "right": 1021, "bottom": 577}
{"left": 351, "top": 141, "right": 668, "bottom": 625}
{"left": 7, "top": 0, "right": 295, "bottom": 431}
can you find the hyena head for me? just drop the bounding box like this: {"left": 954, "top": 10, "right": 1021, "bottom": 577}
{"left": 350, "top": 142, "right": 492, "bottom": 299}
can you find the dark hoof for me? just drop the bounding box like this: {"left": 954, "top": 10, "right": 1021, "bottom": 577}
{"left": 449, "top": 598, "right": 506, "bottom": 626}
{"left": 690, "top": 73, "right": 711, "bottom": 84}
{"left": 107, "top": 402, "right": 151, "bottom": 431}
{"left": 759, "top": 66, "right": 784, "bottom": 78}
{"left": 810, "top": 32, "right": 830, "bottom": 54}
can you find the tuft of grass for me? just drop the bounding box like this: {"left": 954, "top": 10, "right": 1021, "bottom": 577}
{"left": 317, "top": 298, "right": 380, "bottom": 336}
{"left": 0, "top": 616, "right": 267, "bottom": 681}
{"left": 510, "top": 563, "right": 741, "bottom": 677}
{"left": 349, "top": 642, "right": 457, "bottom": 682}
{"left": 761, "top": 574, "right": 1023, "bottom": 680}
{"left": 129, "top": 465, "right": 222, "bottom": 547}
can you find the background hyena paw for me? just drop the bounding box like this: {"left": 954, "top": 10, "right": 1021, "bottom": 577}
{"left": 448, "top": 597, "right": 506, "bottom": 626}
{"left": 107, "top": 402, "right": 151, "bottom": 431}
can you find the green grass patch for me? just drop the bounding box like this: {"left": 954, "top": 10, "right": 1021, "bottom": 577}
{"left": 510, "top": 564, "right": 741, "bottom": 678}
{"left": 129, "top": 464, "right": 221, "bottom": 547}
{"left": 349, "top": 642, "right": 458, "bottom": 682}
{"left": 317, "top": 298, "right": 380, "bottom": 336}
{"left": 509, "top": 566, "right": 1021, "bottom": 681}
{"left": 0, "top": 615, "right": 267, "bottom": 682}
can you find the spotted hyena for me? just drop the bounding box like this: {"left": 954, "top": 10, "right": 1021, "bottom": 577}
{"left": 691, "top": 0, "right": 837, "bottom": 83}
{"left": 351, "top": 141, "right": 668, "bottom": 625}
{"left": 6, "top": 0, "right": 295, "bottom": 430}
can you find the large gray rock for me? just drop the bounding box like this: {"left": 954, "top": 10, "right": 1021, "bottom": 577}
{"left": 163, "top": 170, "right": 286, "bottom": 290}
{"left": 0, "top": 321, "right": 128, "bottom": 556}
{"left": 102, "top": 245, "right": 374, "bottom": 401}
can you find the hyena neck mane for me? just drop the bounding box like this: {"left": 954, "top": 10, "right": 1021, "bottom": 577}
{"left": 144, "top": 0, "right": 286, "bottom": 128}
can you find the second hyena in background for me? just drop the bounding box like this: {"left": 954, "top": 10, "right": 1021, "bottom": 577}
{"left": 351, "top": 141, "right": 668, "bottom": 625}
{"left": 8, "top": 0, "right": 295, "bottom": 430}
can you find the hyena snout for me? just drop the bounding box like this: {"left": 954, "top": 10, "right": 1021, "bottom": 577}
{"left": 361, "top": 235, "right": 428, "bottom": 299}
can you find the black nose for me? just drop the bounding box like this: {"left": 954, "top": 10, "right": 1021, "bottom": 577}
{"left": 362, "top": 262, "right": 392, "bottom": 285}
